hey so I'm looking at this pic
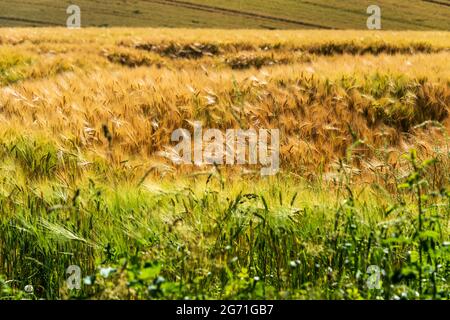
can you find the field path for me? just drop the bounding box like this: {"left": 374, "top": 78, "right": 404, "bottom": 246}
{"left": 422, "top": 0, "right": 450, "bottom": 7}
{"left": 144, "top": 0, "right": 332, "bottom": 29}
{"left": 0, "top": 16, "right": 59, "bottom": 26}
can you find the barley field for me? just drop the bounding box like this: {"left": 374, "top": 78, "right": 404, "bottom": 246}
{"left": 0, "top": 28, "right": 449, "bottom": 300}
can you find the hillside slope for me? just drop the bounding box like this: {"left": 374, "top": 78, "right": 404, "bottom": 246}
{"left": 0, "top": 0, "right": 449, "bottom": 29}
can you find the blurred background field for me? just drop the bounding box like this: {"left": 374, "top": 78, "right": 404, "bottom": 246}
{"left": 0, "top": 0, "right": 449, "bottom": 29}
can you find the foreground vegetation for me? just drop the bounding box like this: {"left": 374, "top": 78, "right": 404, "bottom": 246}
{"left": 0, "top": 29, "right": 449, "bottom": 299}
{"left": 0, "top": 143, "right": 449, "bottom": 299}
